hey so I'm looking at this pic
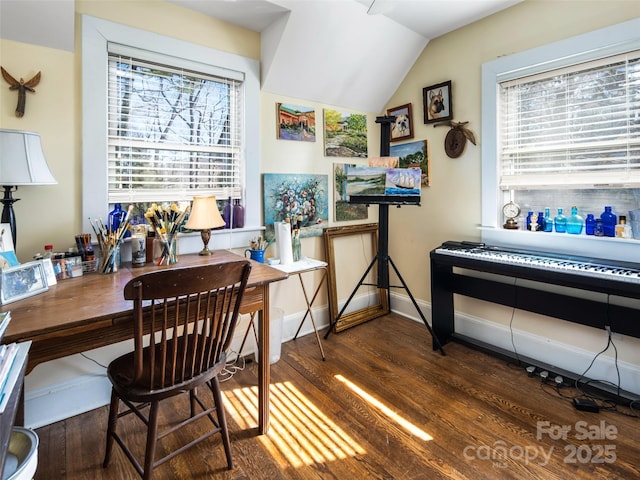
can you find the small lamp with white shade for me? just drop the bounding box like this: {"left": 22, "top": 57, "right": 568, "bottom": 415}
{"left": 185, "top": 195, "right": 226, "bottom": 255}
{"left": 0, "top": 129, "right": 57, "bottom": 249}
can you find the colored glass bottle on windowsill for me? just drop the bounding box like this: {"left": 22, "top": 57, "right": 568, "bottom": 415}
{"left": 566, "top": 206, "right": 584, "bottom": 235}
{"left": 585, "top": 214, "right": 595, "bottom": 235}
{"left": 600, "top": 206, "right": 616, "bottom": 237}
{"left": 543, "top": 208, "right": 553, "bottom": 232}
{"left": 554, "top": 208, "right": 567, "bottom": 233}
{"left": 232, "top": 199, "right": 245, "bottom": 228}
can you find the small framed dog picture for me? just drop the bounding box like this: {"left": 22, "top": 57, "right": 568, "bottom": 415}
{"left": 387, "top": 103, "right": 414, "bottom": 142}
{"left": 423, "top": 80, "right": 452, "bottom": 124}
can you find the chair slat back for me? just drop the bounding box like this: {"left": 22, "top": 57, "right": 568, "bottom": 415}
{"left": 123, "top": 261, "right": 252, "bottom": 390}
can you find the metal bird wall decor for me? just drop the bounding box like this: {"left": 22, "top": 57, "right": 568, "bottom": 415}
{"left": 1, "top": 67, "right": 42, "bottom": 117}
{"left": 434, "top": 120, "right": 477, "bottom": 158}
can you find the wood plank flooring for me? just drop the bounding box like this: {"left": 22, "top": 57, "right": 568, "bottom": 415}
{"left": 34, "top": 313, "right": 639, "bottom": 479}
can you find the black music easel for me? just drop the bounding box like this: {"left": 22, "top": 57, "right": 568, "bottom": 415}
{"left": 324, "top": 116, "right": 445, "bottom": 355}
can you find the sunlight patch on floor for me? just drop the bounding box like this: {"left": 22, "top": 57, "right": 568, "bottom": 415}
{"left": 224, "top": 381, "right": 366, "bottom": 468}
{"left": 334, "top": 374, "right": 433, "bottom": 441}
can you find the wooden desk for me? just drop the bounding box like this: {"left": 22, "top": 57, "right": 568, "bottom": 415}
{"left": 1, "top": 250, "right": 287, "bottom": 434}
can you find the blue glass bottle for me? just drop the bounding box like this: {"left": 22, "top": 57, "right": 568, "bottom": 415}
{"left": 108, "top": 203, "right": 124, "bottom": 233}
{"left": 554, "top": 208, "right": 567, "bottom": 233}
{"left": 526, "top": 211, "right": 534, "bottom": 231}
{"left": 600, "top": 206, "right": 617, "bottom": 237}
{"left": 585, "top": 214, "right": 595, "bottom": 235}
{"left": 536, "top": 212, "right": 544, "bottom": 231}
{"left": 566, "top": 206, "right": 584, "bottom": 234}
{"left": 543, "top": 208, "right": 553, "bottom": 232}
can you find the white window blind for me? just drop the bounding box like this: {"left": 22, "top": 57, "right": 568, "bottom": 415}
{"left": 499, "top": 50, "right": 640, "bottom": 190}
{"left": 107, "top": 50, "right": 244, "bottom": 203}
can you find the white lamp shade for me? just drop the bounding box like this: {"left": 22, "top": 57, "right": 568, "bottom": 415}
{"left": 185, "top": 195, "right": 225, "bottom": 230}
{"left": 0, "top": 129, "right": 57, "bottom": 185}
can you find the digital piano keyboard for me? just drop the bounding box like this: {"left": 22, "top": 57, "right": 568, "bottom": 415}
{"left": 429, "top": 241, "right": 640, "bottom": 350}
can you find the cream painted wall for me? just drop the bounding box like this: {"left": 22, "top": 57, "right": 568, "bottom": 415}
{"left": 260, "top": 91, "right": 380, "bottom": 313}
{"left": 384, "top": 1, "right": 640, "bottom": 379}
{"left": 0, "top": 40, "right": 76, "bottom": 260}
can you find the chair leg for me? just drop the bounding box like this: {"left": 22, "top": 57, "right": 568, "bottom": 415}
{"left": 103, "top": 389, "right": 120, "bottom": 468}
{"left": 143, "top": 401, "right": 160, "bottom": 480}
{"left": 210, "top": 377, "right": 233, "bottom": 470}
{"left": 190, "top": 388, "right": 197, "bottom": 418}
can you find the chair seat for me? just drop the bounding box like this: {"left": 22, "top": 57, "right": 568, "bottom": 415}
{"left": 107, "top": 339, "right": 227, "bottom": 403}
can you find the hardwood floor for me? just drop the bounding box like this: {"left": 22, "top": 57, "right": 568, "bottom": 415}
{"left": 35, "top": 313, "right": 639, "bottom": 479}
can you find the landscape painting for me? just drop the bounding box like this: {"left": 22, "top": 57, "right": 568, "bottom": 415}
{"left": 389, "top": 139, "right": 430, "bottom": 187}
{"left": 323, "top": 109, "right": 368, "bottom": 158}
{"left": 333, "top": 163, "right": 368, "bottom": 222}
{"left": 277, "top": 103, "right": 316, "bottom": 142}
{"left": 345, "top": 165, "right": 386, "bottom": 197}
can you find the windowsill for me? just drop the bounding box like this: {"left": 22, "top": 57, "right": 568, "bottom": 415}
{"left": 119, "top": 226, "right": 265, "bottom": 261}
{"left": 479, "top": 226, "right": 640, "bottom": 264}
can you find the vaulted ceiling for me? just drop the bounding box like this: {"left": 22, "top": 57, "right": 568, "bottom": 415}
{"left": 1, "top": 0, "right": 523, "bottom": 112}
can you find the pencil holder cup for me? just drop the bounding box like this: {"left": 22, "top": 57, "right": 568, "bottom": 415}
{"left": 245, "top": 249, "right": 265, "bottom": 263}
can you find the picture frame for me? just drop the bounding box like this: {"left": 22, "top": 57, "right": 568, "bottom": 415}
{"left": 276, "top": 102, "right": 316, "bottom": 142}
{"left": 1, "top": 260, "right": 49, "bottom": 305}
{"left": 323, "top": 223, "right": 389, "bottom": 333}
{"left": 423, "top": 80, "right": 452, "bottom": 124}
{"left": 390, "top": 139, "right": 430, "bottom": 187}
{"left": 387, "top": 103, "right": 414, "bottom": 142}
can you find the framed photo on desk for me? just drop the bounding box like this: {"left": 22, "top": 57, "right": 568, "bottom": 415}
{"left": 1, "top": 261, "right": 48, "bottom": 305}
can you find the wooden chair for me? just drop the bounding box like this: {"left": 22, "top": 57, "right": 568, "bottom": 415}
{"left": 103, "top": 260, "right": 252, "bottom": 479}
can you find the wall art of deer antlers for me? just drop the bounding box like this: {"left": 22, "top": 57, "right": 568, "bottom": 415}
{"left": 1, "top": 66, "right": 41, "bottom": 118}
{"left": 434, "top": 120, "right": 477, "bottom": 158}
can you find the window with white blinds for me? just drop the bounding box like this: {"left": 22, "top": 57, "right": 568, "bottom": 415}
{"left": 106, "top": 52, "right": 244, "bottom": 204}
{"left": 499, "top": 50, "right": 640, "bottom": 190}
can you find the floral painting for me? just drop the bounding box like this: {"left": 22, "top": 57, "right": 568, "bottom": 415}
{"left": 323, "top": 109, "right": 368, "bottom": 158}
{"left": 263, "top": 174, "right": 329, "bottom": 239}
{"left": 333, "top": 163, "right": 368, "bottom": 222}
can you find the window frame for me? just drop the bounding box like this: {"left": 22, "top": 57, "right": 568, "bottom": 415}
{"left": 481, "top": 18, "right": 640, "bottom": 263}
{"left": 81, "top": 15, "right": 260, "bottom": 236}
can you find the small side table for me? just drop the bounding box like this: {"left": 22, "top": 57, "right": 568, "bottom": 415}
{"left": 237, "top": 258, "right": 330, "bottom": 361}
{"left": 271, "top": 257, "right": 329, "bottom": 360}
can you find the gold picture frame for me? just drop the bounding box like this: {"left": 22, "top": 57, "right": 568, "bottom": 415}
{"left": 323, "top": 223, "right": 389, "bottom": 333}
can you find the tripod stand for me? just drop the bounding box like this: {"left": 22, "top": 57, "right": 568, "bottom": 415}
{"left": 324, "top": 116, "right": 445, "bottom": 355}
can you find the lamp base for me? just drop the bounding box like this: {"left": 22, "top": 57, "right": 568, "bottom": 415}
{"left": 198, "top": 229, "right": 212, "bottom": 256}
{"left": 0, "top": 185, "right": 18, "bottom": 249}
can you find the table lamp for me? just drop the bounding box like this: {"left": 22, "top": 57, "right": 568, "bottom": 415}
{"left": 0, "top": 129, "right": 57, "bottom": 249}
{"left": 185, "top": 195, "right": 226, "bottom": 255}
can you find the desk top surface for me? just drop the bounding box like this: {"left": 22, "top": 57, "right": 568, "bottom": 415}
{"left": 1, "top": 250, "right": 287, "bottom": 343}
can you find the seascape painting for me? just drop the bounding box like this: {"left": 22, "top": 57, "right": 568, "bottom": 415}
{"left": 345, "top": 165, "right": 421, "bottom": 197}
